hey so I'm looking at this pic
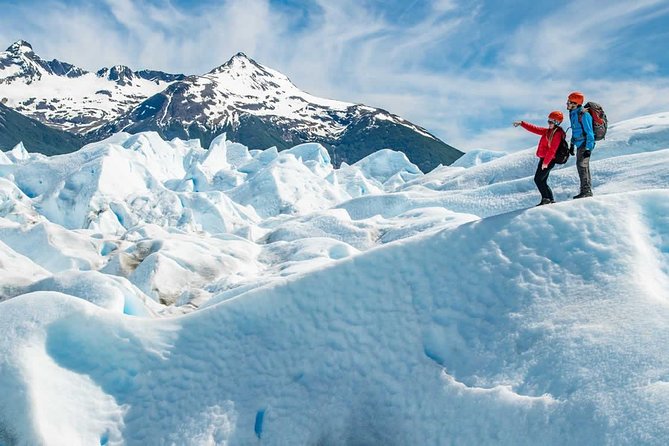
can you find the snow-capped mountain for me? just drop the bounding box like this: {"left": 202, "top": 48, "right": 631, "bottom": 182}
{"left": 0, "top": 41, "right": 182, "bottom": 134}
{"left": 0, "top": 41, "right": 462, "bottom": 171}
{"left": 99, "top": 53, "right": 360, "bottom": 143}
{"left": 1, "top": 112, "right": 669, "bottom": 444}
{"left": 0, "top": 40, "right": 86, "bottom": 83}
{"left": 96, "top": 52, "right": 462, "bottom": 170}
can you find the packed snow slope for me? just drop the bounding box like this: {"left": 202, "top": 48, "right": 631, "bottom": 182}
{"left": 1, "top": 112, "right": 669, "bottom": 445}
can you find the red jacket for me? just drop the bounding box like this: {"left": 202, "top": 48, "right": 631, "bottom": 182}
{"left": 520, "top": 122, "right": 565, "bottom": 164}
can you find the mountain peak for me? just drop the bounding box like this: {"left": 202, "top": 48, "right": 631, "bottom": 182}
{"left": 208, "top": 52, "right": 261, "bottom": 74}
{"left": 96, "top": 65, "right": 142, "bottom": 86}
{"left": 0, "top": 40, "right": 89, "bottom": 81}
{"left": 97, "top": 65, "right": 133, "bottom": 77}
{"left": 203, "top": 53, "right": 300, "bottom": 98}
{"left": 6, "top": 40, "right": 34, "bottom": 54}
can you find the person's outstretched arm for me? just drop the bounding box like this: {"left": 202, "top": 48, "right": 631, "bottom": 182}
{"left": 514, "top": 121, "right": 546, "bottom": 136}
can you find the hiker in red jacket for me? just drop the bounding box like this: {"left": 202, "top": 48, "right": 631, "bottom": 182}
{"left": 513, "top": 111, "right": 566, "bottom": 206}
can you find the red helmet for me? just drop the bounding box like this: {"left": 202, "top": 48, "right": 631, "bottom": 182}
{"left": 568, "top": 91, "right": 585, "bottom": 105}
{"left": 548, "top": 111, "right": 564, "bottom": 124}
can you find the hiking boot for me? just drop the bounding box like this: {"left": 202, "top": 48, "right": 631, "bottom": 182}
{"left": 573, "top": 191, "right": 593, "bottom": 199}
{"left": 536, "top": 198, "right": 553, "bottom": 206}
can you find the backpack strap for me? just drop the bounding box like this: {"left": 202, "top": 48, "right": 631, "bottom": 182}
{"left": 578, "top": 109, "right": 586, "bottom": 136}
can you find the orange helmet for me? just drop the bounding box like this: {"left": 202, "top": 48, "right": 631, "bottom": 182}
{"left": 568, "top": 91, "right": 585, "bottom": 105}
{"left": 548, "top": 111, "right": 564, "bottom": 124}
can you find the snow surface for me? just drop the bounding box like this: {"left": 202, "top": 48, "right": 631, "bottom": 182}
{"left": 1, "top": 112, "right": 669, "bottom": 444}
{"left": 0, "top": 70, "right": 169, "bottom": 133}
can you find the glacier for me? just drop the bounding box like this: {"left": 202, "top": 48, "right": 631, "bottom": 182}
{"left": 1, "top": 112, "right": 669, "bottom": 445}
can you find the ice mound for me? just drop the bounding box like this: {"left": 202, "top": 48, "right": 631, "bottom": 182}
{"left": 451, "top": 148, "right": 507, "bottom": 168}
{"left": 2, "top": 112, "right": 669, "bottom": 444}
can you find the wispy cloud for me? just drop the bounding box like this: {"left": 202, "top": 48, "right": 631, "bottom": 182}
{"left": 1, "top": 0, "right": 668, "bottom": 152}
{"left": 502, "top": 0, "right": 669, "bottom": 75}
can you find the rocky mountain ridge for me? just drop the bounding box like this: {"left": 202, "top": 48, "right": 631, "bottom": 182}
{"left": 0, "top": 41, "right": 462, "bottom": 171}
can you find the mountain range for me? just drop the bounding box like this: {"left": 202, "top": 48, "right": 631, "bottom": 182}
{"left": 0, "top": 40, "right": 462, "bottom": 171}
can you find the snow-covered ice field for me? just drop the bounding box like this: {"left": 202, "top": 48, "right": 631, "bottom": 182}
{"left": 1, "top": 112, "right": 669, "bottom": 445}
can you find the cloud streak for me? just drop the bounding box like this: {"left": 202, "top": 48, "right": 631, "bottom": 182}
{"left": 1, "top": 0, "right": 668, "bottom": 152}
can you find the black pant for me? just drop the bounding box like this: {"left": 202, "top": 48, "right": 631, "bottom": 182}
{"left": 534, "top": 158, "right": 556, "bottom": 200}
{"left": 576, "top": 144, "right": 592, "bottom": 194}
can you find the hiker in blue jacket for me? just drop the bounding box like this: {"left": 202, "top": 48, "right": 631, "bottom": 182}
{"left": 567, "top": 91, "right": 595, "bottom": 198}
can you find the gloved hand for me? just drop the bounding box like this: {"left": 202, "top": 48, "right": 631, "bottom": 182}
{"left": 583, "top": 150, "right": 591, "bottom": 158}
{"left": 569, "top": 143, "right": 575, "bottom": 156}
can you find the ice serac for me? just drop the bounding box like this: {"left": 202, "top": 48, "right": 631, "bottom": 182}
{"left": 0, "top": 239, "right": 50, "bottom": 299}
{"left": 8, "top": 142, "right": 29, "bottom": 162}
{"left": 0, "top": 150, "right": 11, "bottom": 165}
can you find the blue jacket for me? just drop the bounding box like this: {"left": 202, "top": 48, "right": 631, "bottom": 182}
{"left": 569, "top": 106, "right": 595, "bottom": 150}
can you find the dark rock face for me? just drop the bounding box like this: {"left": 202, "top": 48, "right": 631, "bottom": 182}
{"left": 0, "top": 103, "right": 83, "bottom": 155}
{"left": 135, "top": 70, "right": 187, "bottom": 83}
{"left": 96, "top": 66, "right": 135, "bottom": 86}
{"left": 43, "top": 59, "right": 86, "bottom": 78}
{"left": 96, "top": 66, "right": 186, "bottom": 86}
{"left": 330, "top": 111, "right": 462, "bottom": 170}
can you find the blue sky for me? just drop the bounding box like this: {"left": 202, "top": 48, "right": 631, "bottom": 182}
{"left": 1, "top": 0, "right": 669, "bottom": 152}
